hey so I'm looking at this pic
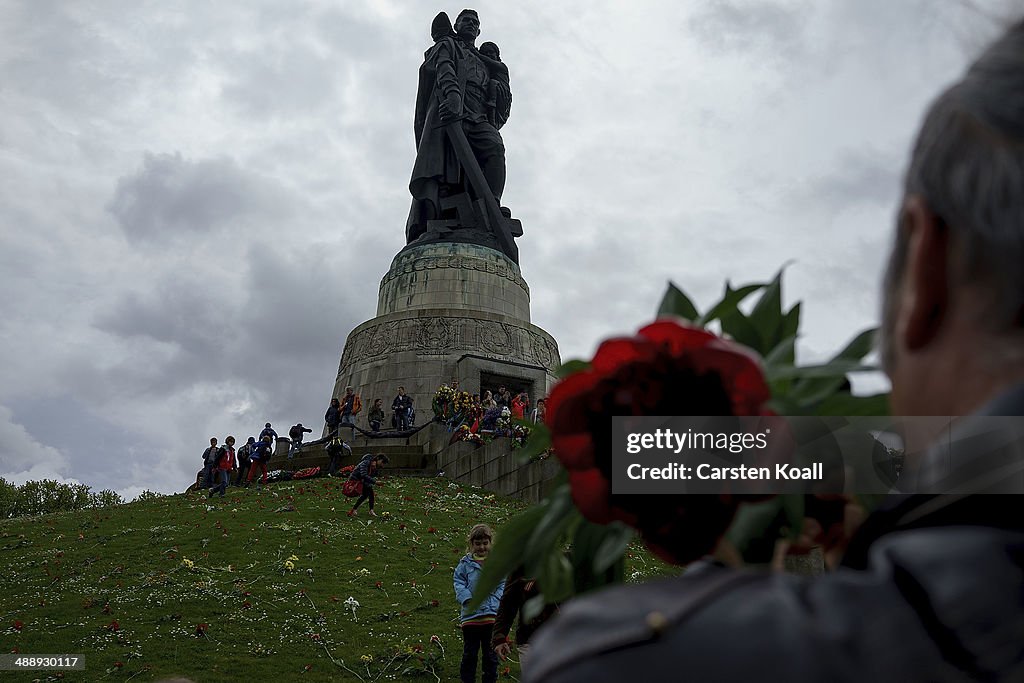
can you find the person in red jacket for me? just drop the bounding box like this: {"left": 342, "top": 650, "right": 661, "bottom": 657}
{"left": 207, "top": 436, "right": 236, "bottom": 498}
{"left": 510, "top": 391, "right": 529, "bottom": 420}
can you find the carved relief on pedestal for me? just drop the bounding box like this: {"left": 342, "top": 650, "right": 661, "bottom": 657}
{"left": 380, "top": 254, "right": 530, "bottom": 296}
{"left": 339, "top": 315, "right": 559, "bottom": 374}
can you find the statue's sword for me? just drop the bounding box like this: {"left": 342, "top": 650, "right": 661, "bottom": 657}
{"left": 443, "top": 120, "right": 518, "bottom": 261}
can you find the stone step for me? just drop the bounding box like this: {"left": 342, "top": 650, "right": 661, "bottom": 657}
{"left": 282, "top": 445, "right": 436, "bottom": 473}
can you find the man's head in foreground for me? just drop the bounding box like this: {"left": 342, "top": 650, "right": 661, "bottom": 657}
{"left": 881, "top": 19, "right": 1024, "bottom": 417}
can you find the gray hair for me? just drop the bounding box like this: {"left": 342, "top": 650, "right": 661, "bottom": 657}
{"left": 885, "top": 19, "right": 1024, "bottom": 336}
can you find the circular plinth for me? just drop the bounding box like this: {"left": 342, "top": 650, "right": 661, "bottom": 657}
{"left": 377, "top": 242, "right": 531, "bottom": 322}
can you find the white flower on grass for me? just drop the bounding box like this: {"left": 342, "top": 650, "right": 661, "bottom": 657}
{"left": 344, "top": 596, "right": 360, "bottom": 619}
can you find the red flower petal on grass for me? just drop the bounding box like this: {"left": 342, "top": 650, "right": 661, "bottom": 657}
{"left": 12, "top": 620, "right": 23, "bottom": 631}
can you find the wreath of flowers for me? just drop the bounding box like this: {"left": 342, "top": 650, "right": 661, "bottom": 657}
{"left": 432, "top": 385, "right": 456, "bottom": 421}
{"left": 452, "top": 424, "right": 487, "bottom": 447}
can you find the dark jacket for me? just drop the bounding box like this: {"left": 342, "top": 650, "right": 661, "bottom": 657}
{"left": 393, "top": 394, "right": 413, "bottom": 414}
{"left": 259, "top": 427, "right": 277, "bottom": 441}
{"left": 524, "top": 385, "right": 1024, "bottom": 682}
{"left": 325, "top": 404, "right": 341, "bottom": 427}
{"left": 350, "top": 454, "right": 378, "bottom": 486}
{"left": 526, "top": 497, "right": 1024, "bottom": 682}
{"left": 288, "top": 424, "right": 312, "bottom": 441}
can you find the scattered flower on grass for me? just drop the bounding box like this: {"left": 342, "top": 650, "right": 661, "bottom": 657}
{"left": 195, "top": 623, "right": 208, "bottom": 637}
{"left": 344, "top": 596, "right": 360, "bottom": 619}
{"left": 106, "top": 620, "right": 120, "bottom": 632}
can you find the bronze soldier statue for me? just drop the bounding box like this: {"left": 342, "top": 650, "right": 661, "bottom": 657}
{"left": 406, "top": 9, "right": 519, "bottom": 261}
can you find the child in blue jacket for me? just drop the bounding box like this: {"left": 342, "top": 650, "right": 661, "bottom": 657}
{"left": 453, "top": 523, "right": 505, "bottom": 683}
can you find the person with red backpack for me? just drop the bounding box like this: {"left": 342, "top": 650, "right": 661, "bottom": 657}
{"left": 347, "top": 452, "right": 388, "bottom": 517}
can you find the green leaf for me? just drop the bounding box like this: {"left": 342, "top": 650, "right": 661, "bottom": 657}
{"left": 657, "top": 282, "right": 700, "bottom": 321}
{"left": 724, "top": 498, "right": 786, "bottom": 561}
{"left": 468, "top": 503, "right": 546, "bottom": 610}
{"left": 780, "top": 302, "right": 801, "bottom": 343}
{"left": 763, "top": 335, "right": 797, "bottom": 369}
{"left": 556, "top": 360, "right": 591, "bottom": 379}
{"left": 772, "top": 328, "right": 880, "bottom": 410}
{"left": 767, "top": 361, "right": 878, "bottom": 382}
{"left": 514, "top": 420, "right": 550, "bottom": 464}
{"left": 524, "top": 486, "right": 580, "bottom": 572}
{"left": 831, "top": 328, "right": 877, "bottom": 363}
{"left": 521, "top": 594, "right": 547, "bottom": 623}
{"left": 569, "top": 519, "right": 612, "bottom": 594}
{"left": 536, "top": 550, "right": 575, "bottom": 604}
{"left": 719, "top": 310, "right": 763, "bottom": 351}
{"left": 592, "top": 522, "right": 635, "bottom": 574}
{"left": 748, "top": 268, "right": 785, "bottom": 351}
{"left": 697, "top": 282, "right": 768, "bottom": 327}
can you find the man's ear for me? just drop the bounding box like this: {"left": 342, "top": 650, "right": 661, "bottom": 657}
{"left": 900, "top": 195, "right": 950, "bottom": 351}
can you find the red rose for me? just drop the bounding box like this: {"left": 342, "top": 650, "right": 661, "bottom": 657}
{"left": 547, "top": 319, "right": 772, "bottom": 564}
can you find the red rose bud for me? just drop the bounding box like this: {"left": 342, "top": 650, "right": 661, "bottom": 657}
{"left": 547, "top": 318, "right": 773, "bottom": 565}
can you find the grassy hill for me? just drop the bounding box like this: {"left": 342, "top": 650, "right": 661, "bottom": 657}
{"left": 0, "top": 476, "right": 669, "bottom": 681}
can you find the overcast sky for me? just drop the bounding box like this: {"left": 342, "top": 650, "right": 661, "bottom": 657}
{"left": 0, "top": 0, "right": 1016, "bottom": 498}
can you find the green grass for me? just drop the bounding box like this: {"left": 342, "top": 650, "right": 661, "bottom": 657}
{"left": 0, "top": 477, "right": 670, "bottom": 681}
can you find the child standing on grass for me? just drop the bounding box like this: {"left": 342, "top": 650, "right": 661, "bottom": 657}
{"left": 453, "top": 524, "right": 504, "bottom": 683}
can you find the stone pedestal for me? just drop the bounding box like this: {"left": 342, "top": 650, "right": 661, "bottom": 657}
{"left": 329, "top": 242, "right": 560, "bottom": 433}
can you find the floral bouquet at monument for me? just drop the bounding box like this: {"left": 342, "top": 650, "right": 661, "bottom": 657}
{"left": 470, "top": 268, "right": 886, "bottom": 609}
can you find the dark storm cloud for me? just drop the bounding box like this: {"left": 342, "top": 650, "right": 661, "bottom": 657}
{"left": 0, "top": 1, "right": 1006, "bottom": 497}
{"left": 107, "top": 153, "right": 293, "bottom": 244}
